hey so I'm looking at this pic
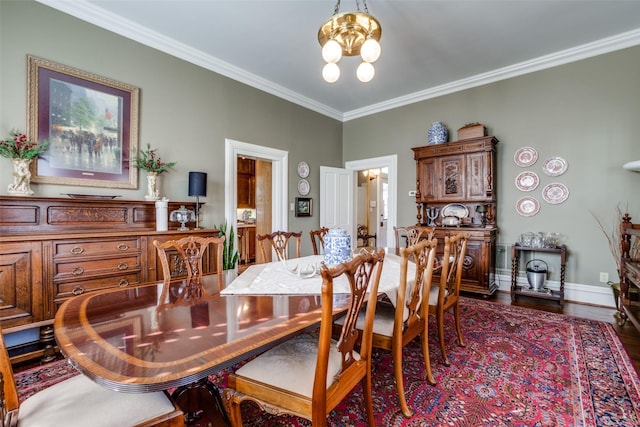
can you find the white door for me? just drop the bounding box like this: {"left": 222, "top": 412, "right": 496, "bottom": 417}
{"left": 377, "top": 174, "right": 388, "bottom": 247}
{"left": 320, "top": 166, "right": 355, "bottom": 244}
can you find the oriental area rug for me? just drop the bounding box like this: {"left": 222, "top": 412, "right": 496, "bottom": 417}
{"left": 15, "top": 297, "right": 640, "bottom": 426}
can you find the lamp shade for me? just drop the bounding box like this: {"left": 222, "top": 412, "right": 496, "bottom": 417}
{"left": 188, "top": 171, "right": 207, "bottom": 197}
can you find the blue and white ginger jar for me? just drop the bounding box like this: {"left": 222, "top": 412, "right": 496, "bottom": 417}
{"left": 323, "top": 228, "right": 352, "bottom": 266}
{"left": 428, "top": 121, "right": 448, "bottom": 145}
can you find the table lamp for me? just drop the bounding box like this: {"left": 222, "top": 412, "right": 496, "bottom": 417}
{"left": 188, "top": 171, "right": 207, "bottom": 229}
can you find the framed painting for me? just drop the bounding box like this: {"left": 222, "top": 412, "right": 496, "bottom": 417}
{"left": 27, "top": 55, "right": 140, "bottom": 189}
{"left": 295, "top": 197, "right": 312, "bottom": 217}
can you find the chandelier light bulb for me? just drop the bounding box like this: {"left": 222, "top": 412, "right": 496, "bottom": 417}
{"left": 360, "top": 38, "right": 381, "bottom": 63}
{"left": 322, "top": 39, "right": 343, "bottom": 64}
{"left": 323, "top": 62, "right": 340, "bottom": 83}
{"left": 356, "top": 61, "right": 375, "bottom": 82}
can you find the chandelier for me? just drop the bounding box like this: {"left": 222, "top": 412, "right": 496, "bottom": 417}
{"left": 318, "top": 0, "right": 382, "bottom": 83}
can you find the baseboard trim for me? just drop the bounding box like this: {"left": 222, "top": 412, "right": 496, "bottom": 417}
{"left": 495, "top": 273, "right": 616, "bottom": 308}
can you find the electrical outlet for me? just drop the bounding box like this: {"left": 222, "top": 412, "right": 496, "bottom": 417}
{"left": 599, "top": 272, "right": 609, "bottom": 283}
{"left": 408, "top": 190, "right": 416, "bottom": 197}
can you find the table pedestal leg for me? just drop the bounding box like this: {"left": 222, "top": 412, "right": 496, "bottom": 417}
{"left": 172, "top": 378, "right": 231, "bottom": 426}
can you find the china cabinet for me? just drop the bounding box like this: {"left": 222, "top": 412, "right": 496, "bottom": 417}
{"left": 0, "top": 196, "right": 220, "bottom": 363}
{"left": 412, "top": 136, "right": 498, "bottom": 295}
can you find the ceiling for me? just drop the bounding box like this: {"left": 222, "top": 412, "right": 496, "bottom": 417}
{"left": 37, "top": 0, "right": 640, "bottom": 121}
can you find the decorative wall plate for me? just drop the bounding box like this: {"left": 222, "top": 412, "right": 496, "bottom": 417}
{"left": 542, "top": 156, "right": 568, "bottom": 176}
{"left": 516, "top": 197, "right": 540, "bottom": 217}
{"left": 515, "top": 171, "right": 539, "bottom": 192}
{"left": 297, "top": 179, "right": 310, "bottom": 195}
{"left": 542, "top": 183, "right": 569, "bottom": 204}
{"left": 514, "top": 147, "right": 538, "bottom": 167}
{"left": 297, "top": 161, "right": 310, "bottom": 178}
{"left": 441, "top": 203, "right": 469, "bottom": 219}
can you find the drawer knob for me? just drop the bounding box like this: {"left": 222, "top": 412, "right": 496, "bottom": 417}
{"left": 117, "top": 243, "right": 129, "bottom": 251}
{"left": 118, "top": 279, "right": 130, "bottom": 287}
{"left": 70, "top": 246, "right": 85, "bottom": 255}
{"left": 118, "top": 262, "right": 128, "bottom": 271}
{"left": 71, "top": 266, "right": 84, "bottom": 276}
{"left": 72, "top": 286, "right": 85, "bottom": 296}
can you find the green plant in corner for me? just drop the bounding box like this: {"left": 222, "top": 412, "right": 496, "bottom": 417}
{"left": 218, "top": 222, "right": 239, "bottom": 270}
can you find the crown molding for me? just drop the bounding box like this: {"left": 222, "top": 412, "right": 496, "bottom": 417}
{"left": 36, "top": 1, "right": 640, "bottom": 123}
{"left": 343, "top": 27, "right": 640, "bottom": 121}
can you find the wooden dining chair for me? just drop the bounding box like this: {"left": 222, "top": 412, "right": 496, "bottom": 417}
{"left": 256, "top": 230, "right": 302, "bottom": 262}
{"left": 153, "top": 235, "right": 225, "bottom": 302}
{"left": 154, "top": 235, "right": 225, "bottom": 280}
{"left": 428, "top": 232, "right": 469, "bottom": 366}
{"left": 309, "top": 227, "right": 329, "bottom": 255}
{"left": 393, "top": 225, "right": 434, "bottom": 255}
{"left": 224, "top": 249, "right": 385, "bottom": 427}
{"left": 0, "top": 328, "right": 184, "bottom": 427}
{"left": 353, "top": 238, "right": 438, "bottom": 417}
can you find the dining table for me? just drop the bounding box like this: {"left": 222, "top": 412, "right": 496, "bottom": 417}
{"left": 54, "top": 271, "right": 351, "bottom": 425}
{"left": 54, "top": 249, "right": 409, "bottom": 425}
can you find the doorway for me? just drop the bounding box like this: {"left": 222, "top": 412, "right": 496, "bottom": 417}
{"left": 356, "top": 168, "right": 388, "bottom": 247}
{"left": 225, "top": 139, "right": 289, "bottom": 265}
{"left": 345, "top": 155, "right": 397, "bottom": 248}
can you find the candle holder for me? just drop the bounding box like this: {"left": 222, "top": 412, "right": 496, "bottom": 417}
{"left": 476, "top": 204, "right": 488, "bottom": 227}
{"left": 426, "top": 207, "right": 440, "bottom": 227}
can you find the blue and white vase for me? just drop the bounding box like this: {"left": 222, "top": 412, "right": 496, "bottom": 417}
{"left": 427, "top": 121, "right": 448, "bottom": 145}
{"left": 323, "top": 228, "right": 352, "bottom": 266}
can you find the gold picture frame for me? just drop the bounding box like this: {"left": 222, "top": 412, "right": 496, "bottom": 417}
{"left": 27, "top": 55, "right": 140, "bottom": 189}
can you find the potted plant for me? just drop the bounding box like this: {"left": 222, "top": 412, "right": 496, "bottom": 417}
{"left": 0, "top": 129, "right": 50, "bottom": 196}
{"left": 132, "top": 144, "right": 176, "bottom": 201}
{"left": 218, "top": 221, "right": 239, "bottom": 283}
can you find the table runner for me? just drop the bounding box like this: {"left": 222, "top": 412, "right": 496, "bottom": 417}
{"left": 221, "top": 253, "right": 413, "bottom": 300}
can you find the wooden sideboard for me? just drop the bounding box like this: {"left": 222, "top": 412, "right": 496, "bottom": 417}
{"left": 412, "top": 136, "right": 499, "bottom": 295}
{"left": 0, "top": 196, "right": 220, "bottom": 363}
{"left": 620, "top": 213, "right": 640, "bottom": 331}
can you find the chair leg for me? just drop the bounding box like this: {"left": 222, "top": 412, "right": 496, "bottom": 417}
{"left": 226, "top": 395, "right": 244, "bottom": 427}
{"left": 437, "top": 309, "right": 450, "bottom": 366}
{"left": 361, "top": 373, "right": 376, "bottom": 426}
{"left": 454, "top": 303, "right": 465, "bottom": 347}
{"left": 420, "top": 330, "right": 436, "bottom": 386}
{"left": 392, "top": 344, "right": 412, "bottom": 417}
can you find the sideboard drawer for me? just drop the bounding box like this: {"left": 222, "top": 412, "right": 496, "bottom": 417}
{"left": 55, "top": 273, "right": 141, "bottom": 301}
{"left": 54, "top": 256, "right": 141, "bottom": 281}
{"left": 53, "top": 238, "right": 141, "bottom": 258}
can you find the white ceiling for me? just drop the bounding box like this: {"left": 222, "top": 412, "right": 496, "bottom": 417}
{"left": 37, "top": 0, "right": 640, "bottom": 121}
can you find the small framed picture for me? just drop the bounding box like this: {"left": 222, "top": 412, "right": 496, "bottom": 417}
{"left": 295, "top": 197, "right": 312, "bottom": 217}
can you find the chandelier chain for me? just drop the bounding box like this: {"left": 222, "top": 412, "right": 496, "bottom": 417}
{"left": 333, "top": 0, "right": 370, "bottom": 15}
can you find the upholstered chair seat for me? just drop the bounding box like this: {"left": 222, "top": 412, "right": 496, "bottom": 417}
{"left": 231, "top": 333, "right": 351, "bottom": 398}
{"left": 17, "top": 373, "right": 180, "bottom": 427}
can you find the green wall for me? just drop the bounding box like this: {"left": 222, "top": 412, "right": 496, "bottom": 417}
{"left": 2, "top": 1, "right": 640, "bottom": 296}
{"left": 0, "top": 0, "right": 343, "bottom": 253}
{"left": 343, "top": 46, "right": 640, "bottom": 292}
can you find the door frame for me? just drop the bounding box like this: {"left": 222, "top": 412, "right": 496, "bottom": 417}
{"left": 225, "top": 139, "right": 288, "bottom": 232}
{"left": 345, "top": 155, "right": 397, "bottom": 248}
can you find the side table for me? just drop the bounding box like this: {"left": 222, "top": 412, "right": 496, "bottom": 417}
{"left": 511, "top": 244, "right": 567, "bottom": 306}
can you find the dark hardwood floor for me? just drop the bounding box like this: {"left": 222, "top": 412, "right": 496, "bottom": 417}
{"left": 471, "top": 290, "right": 640, "bottom": 374}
